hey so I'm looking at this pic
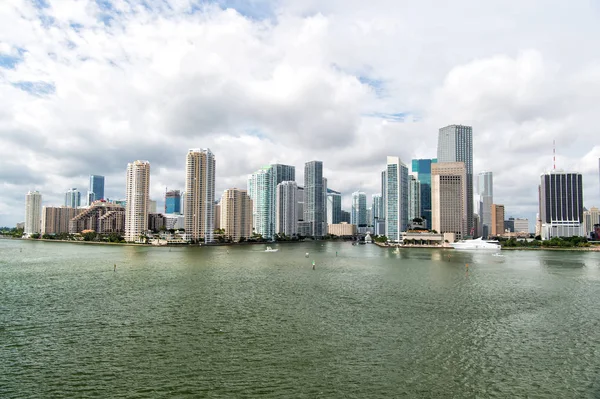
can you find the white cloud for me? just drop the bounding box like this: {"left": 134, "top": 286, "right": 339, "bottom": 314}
{"left": 1, "top": 0, "right": 600, "bottom": 226}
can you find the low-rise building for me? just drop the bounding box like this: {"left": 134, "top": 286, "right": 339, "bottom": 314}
{"left": 328, "top": 222, "right": 357, "bottom": 237}
{"left": 69, "top": 201, "right": 125, "bottom": 234}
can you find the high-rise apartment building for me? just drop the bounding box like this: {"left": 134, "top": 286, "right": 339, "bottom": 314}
{"left": 431, "top": 162, "right": 467, "bottom": 240}
{"left": 411, "top": 159, "right": 437, "bottom": 228}
{"left": 248, "top": 164, "right": 295, "bottom": 240}
{"left": 25, "top": 191, "right": 42, "bottom": 235}
{"left": 372, "top": 194, "right": 383, "bottom": 222}
{"left": 165, "top": 190, "right": 181, "bottom": 214}
{"left": 539, "top": 171, "right": 584, "bottom": 239}
{"left": 322, "top": 177, "right": 328, "bottom": 234}
{"left": 296, "top": 186, "right": 304, "bottom": 222}
{"left": 125, "top": 160, "right": 150, "bottom": 242}
{"left": 477, "top": 171, "right": 493, "bottom": 238}
{"left": 326, "top": 191, "right": 342, "bottom": 225}
{"left": 185, "top": 149, "right": 216, "bottom": 243}
{"left": 65, "top": 188, "right": 81, "bottom": 208}
{"left": 408, "top": 175, "right": 421, "bottom": 223}
{"left": 385, "top": 156, "right": 409, "bottom": 242}
{"left": 381, "top": 170, "right": 387, "bottom": 225}
{"left": 89, "top": 175, "right": 105, "bottom": 201}
{"left": 275, "top": 181, "right": 298, "bottom": 237}
{"left": 42, "top": 206, "right": 82, "bottom": 235}
{"left": 304, "top": 161, "right": 324, "bottom": 238}
{"left": 437, "top": 125, "right": 473, "bottom": 237}
{"left": 351, "top": 191, "right": 367, "bottom": 227}
{"left": 491, "top": 204, "right": 505, "bottom": 236}
{"left": 220, "top": 188, "right": 252, "bottom": 242}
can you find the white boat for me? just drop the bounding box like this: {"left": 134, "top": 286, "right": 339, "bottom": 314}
{"left": 264, "top": 246, "right": 279, "bottom": 252}
{"left": 450, "top": 237, "right": 501, "bottom": 250}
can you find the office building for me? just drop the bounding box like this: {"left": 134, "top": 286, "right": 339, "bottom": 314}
{"left": 65, "top": 188, "right": 81, "bottom": 208}
{"left": 385, "top": 156, "right": 409, "bottom": 242}
{"left": 296, "top": 186, "right": 304, "bottom": 223}
{"left": 221, "top": 188, "right": 253, "bottom": 242}
{"left": 148, "top": 213, "right": 166, "bottom": 233}
{"left": 70, "top": 202, "right": 125, "bottom": 234}
{"left": 165, "top": 190, "right": 182, "bottom": 214}
{"left": 539, "top": 171, "right": 584, "bottom": 239}
{"left": 351, "top": 191, "right": 367, "bottom": 227}
{"left": 42, "top": 206, "right": 82, "bottom": 235}
{"left": 304, "top": 161, "right": 324, "bottom": 238}
{"left": 327, "top": 191, "right": 342, "bottom": 225}
{"left": 583, "top": 207, "right": 600, "bottom": 237}
{"left": 89, "top": 175, "right": 105, "bottom": 201}
{"left": 504, "top": 218, "right": 515, "bottom": 233}
{"left": 411, "top": 159, "right": 437, "bottom": 228}
{"left": 322, "top": 177, "right": 328, "bottom": 234}
{"left": 25, "top": 191, "right": 42, "bottom": 235}
{"left": 341, "top": 210, "right": 350, "bottom": 224}
{"left": 513, "top": 218, "right": 529, "bottom": 234}
{"left": 275, "top": 181, "right": 298, "bottom": 237}
{"left": 372, "top": 194, "right": 383, "bottom": 224}
{"left": 431, "top": 162, "right": 467, "bottom": 240}
{"left": 125, "top": 160, "right": 150, "bottom": 242}
{"left": 437, "top": 125, "right": 473, "bottom": 236}
{"left": 185, "top": 149, "right": 216, "bottom": 243}
{"left": 214, "top": 202, "right": 221, "bottom": 230}
{"left": 491, "top": 204, "right": 505, "bottom": 236}
{"left": 408, "top": 175, "right": 421, "bottom": 223}
{"left": 477, "top": 171, "right": 493, "bottom": 238}
{"left": 381, "top": 170, "right": 387, "bottom": 225}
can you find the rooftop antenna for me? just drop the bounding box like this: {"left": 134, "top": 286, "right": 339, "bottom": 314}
{"left": 553, "top": 140, "right": 556, "bottom": 170}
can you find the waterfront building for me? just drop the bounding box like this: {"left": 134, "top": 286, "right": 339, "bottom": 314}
{"left": 351, "top": 191, "right": 367, "bottom": 227}
{"left": 297, "top": 221, "right": 311, "bottom": 237}
{"left": 165, "top": 190, "right": 182, "bottom": 214}
{"left": 491, "top": 204, "right": 505, "bottom": 236}
{"left": 185, "top": 149, "right": 216, "bottom": 243}
{"left": 539, "top": 171, "right": 584, "bottom": 239}
{"left": 221, "top": 188, "right": 253, "bottom": 242}
{"left": 214, "top": 202, "right": 221, "bottom": 230}
{"left": 327, "top": 191, "right": 342, "bottom": 225}
{"left": 25, "top": 191, "right": 42, "bottom": 235}
{"left": 504, "top": 218, "right": 514, "bottom": 233}
{"left": 148, "top": 213, "right": 166, "bottom": 233}
{"left": 328, "top": 222, "right": 357, "bottom": 237}
{"left": 341, "top": 210, "right": 350, "bottom": 224}
{"left": 431, "top": 162, "right": 467, "bottom": 240}
{"left": 322, "top": 177, "right": 328, "bottom": 235}
{"left": 411, "top": 159, "right": 437, "bottom": 228}
{"left": 408, "top": 175, "right": 421, "bottom": 223}
{"left": 41, "top": 206, "right": 82, "bottom": 235}
{"left": 70, "top": 202, "right": 125, "bottom": 234}
{"left": 275, "top": 181, "right": 298, "bottom": 237}
{"left": 164, "top": 214, "right": 185, "bottom": 230}
{"left": 437, "top": 125, "right": 474, "bottom": 237}
{"left": 385, "top": 156, "right": 409, "bottom": 242}
{"left": 125, "top": 160, "right": 150, "bottom": 242}
{"left": 477, "top": 171, "right": 493, "bottom": 238}
{"left": 583, "top": 207, "right": 600, "bottom": 237}
{"left": 296, "top": 186, "right": 304, "bottom": 223}
{"left": 89, "top": 175, "right": 105, "bottom": 201}
{"left": 65, "top": 188, "right": 81, "bottom": 208}
{"left": 381, "top": 170, "right": 387, "bottom": 227}
{"left": 304, "top": 161, "right": 325, "bottom": 238}
{"left": 248, "top": 164, "right": 295, "bottom": 240}
{"left": 372, "top": 194, "right": 383, "bottom": 227}
{"left": 513, "top": 218, "right": 529, "bottom": 234}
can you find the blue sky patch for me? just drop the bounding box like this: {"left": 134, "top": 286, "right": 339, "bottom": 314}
{"left": 12, "top": 81, "right": 56, "bottom": 96}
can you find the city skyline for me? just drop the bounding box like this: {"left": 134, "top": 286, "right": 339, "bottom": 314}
{"left": 2, "top": 1, "right": 600, "bottom": 228}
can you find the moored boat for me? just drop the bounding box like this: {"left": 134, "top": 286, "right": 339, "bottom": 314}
{"left": 450, "top": 237, "right": 501, "bottom": 250}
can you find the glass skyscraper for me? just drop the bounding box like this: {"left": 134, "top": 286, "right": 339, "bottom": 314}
{"left": 411, "top": 159, "right": 437, "bottom": 228}
{"left": 539, "top": 171, "right": 584, "bottom": 239}
{"left": 89, "top": 175, "right": 105, "bottom": 201}
{"left": 304, "top": 161, "right": 324, "bottom": 238}
{"left": 351, "top": 191, "right": 367, "bottom": 227}
{"left": 385, "top": 156, "right": 409, "bottom": 242}
{"left": 477, "top": 171, "right": 493, "bottom": 238}
{"left": 437, "top": 125, "right": 473, "bottom": 236}
{"left": 165, "top": 190, "right": 182, "bottom": 214}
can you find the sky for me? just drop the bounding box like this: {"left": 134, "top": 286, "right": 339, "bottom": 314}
{"left": 1, "top": 0, "right": 600, "bottom": 228}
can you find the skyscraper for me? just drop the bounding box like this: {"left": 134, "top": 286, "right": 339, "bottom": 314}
{"left": 327, "top": 191, "right": 342, "bottom": 225}
{"left": 539, "top": 171, "right": 584, "bottom": 239}
{"left": 351, "top": 191, "right": 367, "bottom": 227}
{"left": 248, "top": 164, "right": 295, "bottom": 240}
{"left": 437, "top": 125, "right": 473, "bottom": 236}
{"left": 275, "top": 181, "right": 298, "bottom": 237}
{"left": 165, "top": 190, "right": 182, "bottom": 214}
{"left": 411, "top": 159, "right": 437, "bottom": 228}
{"left": 25, "top": 191, "right": 42, "bottom": 235}
{"left": 89, "top": 175, "right": 105, "bottom": 201}
{"left": 491, "top": 204, "right": 505, "bottom": 236}
{"left": 371, "top": 194, "right": 384, "bottom": 233}
{"left": 220, "top": 188, "right": 252, "bottom": 242}
{"left": 65, "top": 188, "right": 81, "bottom": 208}
{"left": 385, "top": 156, "right": 409, "bottom": 242}
{"left": 125, "top": 160, "right": 150, "bottom": 242}
{"left": 477, "top": 171, "right": 493, "bottom": 238}
{"left": 408, "top": 175, "right": 421, "bottom": 223}
{"left": 304, "top": 161, "right": 324, "bottom": 238}
{"left": 185, "top": 149, "right": 216, "bottom": 243}
{"left": 431, "top": 162, "right": 467, "bottom": 239}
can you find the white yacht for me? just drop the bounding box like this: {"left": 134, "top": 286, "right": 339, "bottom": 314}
{"left": 264, "top": 246, "right": 279, "bottom": 252}
{"left": 450, "top": 237, "right": 501, "bottom": 250}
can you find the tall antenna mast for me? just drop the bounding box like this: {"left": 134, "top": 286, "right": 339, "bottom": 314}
{"left": 553, "top": 140, "right": 556, "bottom": 170}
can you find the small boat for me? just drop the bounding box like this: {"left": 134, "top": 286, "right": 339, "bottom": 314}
{"left": 265, "top": 246, "right": 279, "bottom": 252}
{"left": 492, "top": 253, "right": 504, "bottom": 257}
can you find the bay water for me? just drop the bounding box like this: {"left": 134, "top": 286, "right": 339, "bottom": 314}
{"left": 1, "top": 239, "right": 600, "bottom": 398}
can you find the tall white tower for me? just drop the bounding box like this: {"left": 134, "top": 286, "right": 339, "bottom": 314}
{"left": 185, "top": 149, "right": 216, "bottom": 243}
{"left": 125, "top": 160, "right": 150, "bottom": 242}
{"left": 25, "top": 191, "right": 42, "bottom": 235}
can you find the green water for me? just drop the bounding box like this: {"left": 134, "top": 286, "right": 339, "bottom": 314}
{"left": 1, "top": 239, "right": 600, "bottom": 398}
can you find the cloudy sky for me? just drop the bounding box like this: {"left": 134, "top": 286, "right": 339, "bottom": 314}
{"left": 1, "top": 0, "right": 600, "bottom": 227}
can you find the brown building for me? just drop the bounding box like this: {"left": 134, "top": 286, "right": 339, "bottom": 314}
{"left": 328, "top": 222, "right": 357, "bottom": 237}
{"left": 41, "top": 206, "right": 82, "bottom": 235}
{"left": 220, "top": 188, "right": 252, "bottom": 242}
{"left": 491, "top": 204, "right": 505, "bottom": 236}
{"left": 431, "top": 162, "right": 468, "bottom": 239}
{"left": 70, "top": 201, "right": 125, "bottom": 234}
